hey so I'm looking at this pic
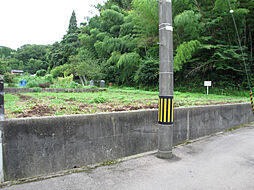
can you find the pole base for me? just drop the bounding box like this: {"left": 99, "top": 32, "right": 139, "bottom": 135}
{"left": 157, "top": 150, "right": 173, "bottom": 159}
{"left": 157, "top": 124, "right": 173, "bottom": 159}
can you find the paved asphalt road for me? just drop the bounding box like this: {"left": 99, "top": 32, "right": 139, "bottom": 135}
{"left": 2, "top": 124, "right": 254, "bottom": 190}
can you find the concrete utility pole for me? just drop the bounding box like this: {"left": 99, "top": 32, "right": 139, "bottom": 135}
{"left": 0, "top": 78, "right": 4, "bottom": 182}
{"left": 157, "top": 0, "right": 174, "bottom": 159}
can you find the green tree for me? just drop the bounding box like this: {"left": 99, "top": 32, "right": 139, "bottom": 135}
{"left": 103, "top": 0, "right": 133, "bottom": 10}
{"left": 14, "top": 44, "right": 49, "bottom": 73}
{"left": 48, "top": 11, "right": 80, "bottom": 70}
{"left": 132, "top": 0, "right": 159, "bottom": 47}
{"left": 174, "top": 10, "right": 203, "bottom": 46}
{"left": 102, "top": 51, "right": 122, "bottom": 84}
{"left": 0, "top": 58, "right": 9, "bottom": 74}
{"left": 51, "top": 64, "right": 73, "bottom": 78}
{"left": 45, "top": 0, "right": 254, "bottom": 89}
{"left": 134, "top": 57, "right": 159, "bottom": 87}
{"left": 0, "top": 46, "right": 15, "bottom": 58}
{"left": 47, "top": 42, "right": 65, "bottom": 68}
{"left": 117, "top": 52, "right": 141, "bottom": 85}
{"left": 68, "top": 11, "right": 78, "bottom": 34}
{"left": 15, "top": 44, "right": 49, "bottom": 64}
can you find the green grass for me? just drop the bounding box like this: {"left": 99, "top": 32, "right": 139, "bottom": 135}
{"left": 174, "top": 91, "right": 248, "bottom": 107}
{"left": 4, "top": 88, "right": 249, "bottom": 118}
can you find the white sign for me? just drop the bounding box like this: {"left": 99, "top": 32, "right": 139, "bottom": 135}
{"left": 204, "top": 81, "right": 212, "bottom": 86}
{"left": 165, "top": 25, "right": 173, "bottom": 31}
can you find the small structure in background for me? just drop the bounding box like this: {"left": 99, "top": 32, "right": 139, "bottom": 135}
{"left": 19, "top": 79, "right": 27, "bottom": 87}
{"left": 100, "top": 80, "right": 105, "bottom": 88}
{"left": 109, "top": 83, "right": 113, "bottom": 87}
{"left": 89, "top": 80, "right": 94, "bottom": 86}
{"left": 10, "top": 70, "right": 24, "bottom": 75}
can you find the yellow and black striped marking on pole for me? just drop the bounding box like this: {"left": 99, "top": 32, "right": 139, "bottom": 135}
{"left": 250, "top": 90, "right": 254, "bottom": 114}
{"left": 158, "top": 96, "right": 173, "bottom": 125}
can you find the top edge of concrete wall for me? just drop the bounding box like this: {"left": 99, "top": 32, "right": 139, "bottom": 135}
{"left": 175, "top": 102, "right": 250, "bottom": 110}
{"left": 4, "top": 109, "right": 158, "bottom": 121}
{"left": 4, "top": 102, "right": 251, "bottom": 121}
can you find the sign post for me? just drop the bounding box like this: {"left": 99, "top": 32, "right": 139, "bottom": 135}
{"left": 204, "top": 81, "right": 212, "bottom": 95}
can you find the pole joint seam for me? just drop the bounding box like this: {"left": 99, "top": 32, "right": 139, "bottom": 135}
{"left": 159, "top": 23, "right": 172, "bottom": 27}
{"left": 159, "top": 72, "right": 173, "bottom": 74}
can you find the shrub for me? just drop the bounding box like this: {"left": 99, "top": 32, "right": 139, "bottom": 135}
{"left": 56, "top": 74, "right": 74, "bottom": 88}
{"left": 117, "top": 52, "right": 141, "bottom": 85}
{"left": 26, "top": 80, "right": 39, "bottom": 88}
{"left": 36, "top": 69, "right": 47, "bottom": 77}
{"left": 3, "top": 73, "right": 17, "bottom": 87}
{"left": 134, "top": 58, "right": 159, "bottom": 88}
{"left": 51, "top": 64, "right": 72, "bottom": 78}
{"left": 45, "top": 74, "right": 54, "bottom": 84}
{"left": 33, "top": 87, "right": 42, "bottom": 92}
{"left": 93, "top": 96, "right": 107, "bottom": 103}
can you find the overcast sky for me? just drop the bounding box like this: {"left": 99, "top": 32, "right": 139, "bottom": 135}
{"left": 0, "top": 0, "right": 106, "bottom": 50}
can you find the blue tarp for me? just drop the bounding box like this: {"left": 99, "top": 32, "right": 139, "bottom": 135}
{"left": 19, "top": 79, "right": 27, "bottom": 87}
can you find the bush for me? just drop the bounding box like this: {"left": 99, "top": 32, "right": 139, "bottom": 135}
{"left": 51, "top": 64, "right": 72, "bottom": 78}
{"left": 36, "top": 69, "right": 47, "bottom": 76}
{"left": 117, "top": 52, "right": 141, "bottom": 85}
{"left": 134, "top": 58, "right": 159, "bottom": 88}
{"left": 33, "top": 87, "right": 42, "bottom": 92}
{"left": 20, "top": 74, "right": 55, "bottom": 88}
{"left": 45, "top": 74, "right": 54, "bottom": 84}
{"left": 69, "top": 81, "right": 82, "bottom": 88}
{"left": 26, "top": 80, "right": 39, "bottom": 88}
{"left": 93, "top": 96, "right": 107, "bottom": 103}
{"left": 3, "top": 73, "right": 17, "bottom": 87}
{"left": 56, "top": 74, "right": 74, "bottom": 88}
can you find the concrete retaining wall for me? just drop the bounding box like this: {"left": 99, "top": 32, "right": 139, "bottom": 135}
{"left": 1, "top": 103, "right": 253, "bottom": 180}
{"left": 5, "top": 88, "right": 106, "bottom": 93}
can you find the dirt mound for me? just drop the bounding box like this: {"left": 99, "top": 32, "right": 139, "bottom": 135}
{"left": 112, "top": 104, "right": 158, "bottom": 111}
{"left": 93, "top": 103, "right": 158, "bottom": 112}
{"left": 17, "top": 104, "right": 55, "bottom": 118}
{"left": 18, "top": 94, "right": 33, "bottom": 100}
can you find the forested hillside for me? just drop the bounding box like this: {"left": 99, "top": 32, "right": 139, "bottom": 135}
{"left": 1, "top": 0, "right": 254, "bottom": 91}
